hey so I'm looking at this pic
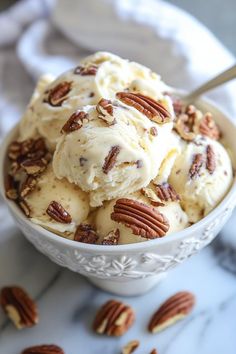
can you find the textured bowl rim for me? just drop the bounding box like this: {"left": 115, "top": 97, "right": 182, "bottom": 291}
{"left": 1, "top": 95, "right": 236, "bottom": 254}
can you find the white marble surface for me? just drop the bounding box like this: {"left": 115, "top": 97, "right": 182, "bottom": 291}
{"left": 1, "top": 200, "right": 236, "bottom": 354}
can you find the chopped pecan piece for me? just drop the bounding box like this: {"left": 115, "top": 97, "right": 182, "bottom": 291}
{"left": 5, "top": 174, "right": 18, "bottom": 200}
{"left": 74, "top": 64, "right": 98, "bottom": 76}
{"left": 206, "top": 145, "right": 216, "bottom": 174}
{"left": 102, "top": 145, "right": 121, "bottom": 174}
{"left": 46, "top": 201, "right": 72, "bottom": 224}
{"left": 22, "top": 344, "right": 64, "bottom": 354}
{"left": 61, "top": 111, "right": 89, "bottom": 133}
{"left": 150, "top": 126, "right": 158, "bottom": 136}
{"left": 0, "top": 286, "right": 38, "bottom": 329}
{"left": 47, "top": 81, "right": 72, "bottom": 106}
{"left": 93, "top": 299, "right": 135, "bottom": 336}
{"left": 74, "top": 224, "right": 98, "bottom": 244}
{"left": 189, "top": 153, "right": 204, "bottom": 179}
{"left": 111, "top": 198, "right": 169, "bottom": 239}
{"left": 19, "top": 199, "right": 31, "bottom": 217}
{"left": 122, "top": 340, "right": 140, "bottom": 354}
{"left": 8, "top": 141, "right": 22, "bottom": 161}
{"left": 20, "top": 176, "right": 37, "bottom": 198}
{"left": 116, "top": 92, "right": 172, "bottom": 124}
{"left": 96, "top": 98, "right": 115, "bottom": 125}
{"left": 199, "top": 113, "right": 220, "bottom": 140}
{"left": 141, "top": 187, "right": 164, "bottom": 206}
{"left": 155, "top": 183, "right": 180, "bottom": 202}
{"left": 175, "top": 113, "right": 196, "bottom": 141}
{"left": 102, "top": 229, "right": 120, "bottom": 245}
{"left": 148, "top": 291, "right": 195, "bottom": 333}
{"left": 21, "top": 158, "right": 47, "bottom": 175}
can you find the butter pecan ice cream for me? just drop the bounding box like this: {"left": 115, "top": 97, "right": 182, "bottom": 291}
{"left": 169, "top": 135, "right": 232, "bottom": 223}
{"left": 53, "top": 95, "right": 175, "bottom": 207}
{"left": 4, "top": 52, "right": 233, "bottom": 245}
{"left": 19, "top": 52, "right": 170, "bottom": 150}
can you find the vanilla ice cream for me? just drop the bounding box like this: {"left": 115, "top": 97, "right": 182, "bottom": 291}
{"left": 169, "top": 135, "right": 233, "bottom": 222}
{"left": 53, "top": 96, "right": 174, "bottom": 207}
{"left": 24, "top": 164, "right": 90, "bottom": 236}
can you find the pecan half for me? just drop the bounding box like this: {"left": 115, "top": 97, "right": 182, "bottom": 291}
{"left": 189, "top": 153, "right": 204, "bottom": 179}
{"left": 116, "top": 92, "right": 172, "bottom": 124}
{"left": 47, "top": 81, "right": 72, "bottom": 106}
{"left": 150, "top": 350, "right": 158, "bottom": 354}
{"left": 148, "top": 291, "right": 195, "bottom": 333}
{"left": 102, "top": 145, "right": 121, "bottom": 174}
{"left": 93, "top": 299, "right": 135, "bottom": 336}
{"left": 96, "top": 98, "right": 115, "bottom": 125}
{"left": 102, "top": 229, "right": 120, "bottom": 245}
{"left": 111, "top": 199, "right": 169, "bottom": 239}
{"left": 5, "top": 174, "right": 18, "bottom": 200}
{"left": 61, "top": 111, "right": 89, "bottom": 133}
{"left": 141, "top": 187, "right": 164, "bottom": 207}
{"left": 206, "top": 145, "right": 216, "bottom": 174}
{"left": 74, "top": 64, "right": 98, "bottom": 76}
{"left": 122, "top": 340, "right": 140, "bottom": 354}
{"left": 22, "top": 345, "right": 64, "bottom": 354}
{"left": 199, "top": 113, "right": 220, "bottom": 140}
{"left": 19, "top": 199, "right": 31, "bottom": 217}
{"left": 46, "top": 201, "right": 72, "bottom": 224}
{"left": 154, "top": 183, "right": 180, "bottom": 202}
{"left": 0, "top": 286, "right": 38, "bottom": 329}
{"left": 21, "top": 158, "right": 47, "bottom": 175}
{"left": 74, "top": 224, "right": 98, "bottom": 244}
{"left": 20, "top": 176, "right": 37, "bottom": 198}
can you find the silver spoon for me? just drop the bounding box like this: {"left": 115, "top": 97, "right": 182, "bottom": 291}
{"left": 183, "top": 64, "right": 236, "bottom": 104}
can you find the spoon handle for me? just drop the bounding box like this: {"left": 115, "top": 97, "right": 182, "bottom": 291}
{"left": 184, "top": 64, "right": 236, "bottom": 102}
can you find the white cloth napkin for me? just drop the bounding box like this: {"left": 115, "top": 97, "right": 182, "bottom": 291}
{"left": 0, "top": 0, "right": 236, "bottom": 246}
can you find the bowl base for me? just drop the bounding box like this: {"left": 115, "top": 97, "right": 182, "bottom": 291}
{"left": 88, "top": 273, "right": 167, "bottom": 296}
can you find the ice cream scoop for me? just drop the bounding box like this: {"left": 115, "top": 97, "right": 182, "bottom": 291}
{"left": 93, "top": 192, "right": 188, "bottom": 245}
{"left": 24, "top": 164, "right": 90, "bottom": 236}
{"left": 19, "top": 52, "right": 169, "bottom": 150}
{"left": 53, "top": 95, "right": 175, "bottom": 207}
{"left": 169, "top": 135, "right": 233, "bottom": 222}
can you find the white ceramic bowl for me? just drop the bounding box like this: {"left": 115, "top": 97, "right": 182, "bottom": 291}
{"left": 1, "top": 97, "right": 236, "bottom": 296}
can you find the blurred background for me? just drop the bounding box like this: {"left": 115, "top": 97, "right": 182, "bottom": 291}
{"left": 1, "top": 0, "right": 236, "bottom": 55}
